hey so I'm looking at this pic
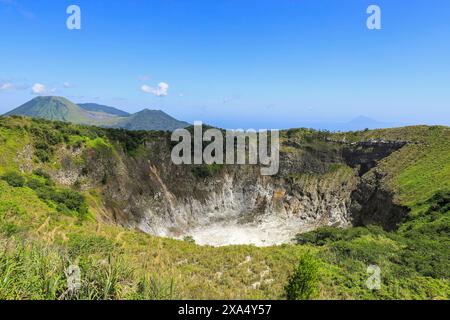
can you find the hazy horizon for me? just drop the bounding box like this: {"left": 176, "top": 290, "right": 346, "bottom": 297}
{"left": 2, "top": 96, "right": 445, "bottom": 131}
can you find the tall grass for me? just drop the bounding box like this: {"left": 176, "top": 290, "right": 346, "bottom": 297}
{"left": 0, "top": 237, "right": 177, "bottom": 300}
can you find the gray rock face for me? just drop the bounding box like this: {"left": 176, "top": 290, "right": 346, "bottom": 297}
{"left": 349, "top": 169, "right": 409, "bottom": 231}
{"left": 51, "top": 134, "right": 409, "bottom": 246}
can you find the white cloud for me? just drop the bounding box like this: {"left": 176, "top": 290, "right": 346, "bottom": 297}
{"left": 63, "top": 82, "right": 74, "bottom": 88}
{"left": 0, "top": 82, "right": 13, "bottom": 91}
{"left": 31, "top": 83, "right": 46, "bottom": 94}
{"left": 141, "top": 82, "right": 169, "bottom": 97}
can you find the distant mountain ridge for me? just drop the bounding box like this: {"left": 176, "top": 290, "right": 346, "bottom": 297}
{"left": 78, "top": 103, "right": 130, "bottom": 117}
{"left": 4, "top": 96, "right": 88, "bottom": 123}
{"left": 112, "top": 109, "right": 191, "bottom": 131}
{"left": 4, "top": 96, "right": 190, "bottom": 131}
{"left": 344, "top": 115, "right": 391, "bottom": 130}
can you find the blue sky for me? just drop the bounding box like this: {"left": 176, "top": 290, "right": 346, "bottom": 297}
{"left": 0, "top": 0, "right": 449, "bottom": 129}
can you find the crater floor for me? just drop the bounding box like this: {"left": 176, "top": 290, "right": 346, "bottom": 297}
{"left": 176, "top": 216, "right": 318, "bottom": 247}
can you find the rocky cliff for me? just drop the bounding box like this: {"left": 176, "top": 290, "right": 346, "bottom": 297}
{"left": 44, "top": 127, "right": 409, "bottom": 245}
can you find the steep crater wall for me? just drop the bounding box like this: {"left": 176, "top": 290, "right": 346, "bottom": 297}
{"left": 54, "top": 135, "right": 410, "bottom": 245}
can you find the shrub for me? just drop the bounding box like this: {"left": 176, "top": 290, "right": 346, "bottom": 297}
{"left": 35, "top": 149, "right": 51, "bottom": 163}
{"left": 0, "top": 223, "right": 19, "bottom": 236}
{"left": 46, "top": 131, "right": 63, "bottom": 146}
{"left": 31, "top": 126, "right": 59, "bottom": 163}
{"left": 1, "top": 172, "right": 25, "bottom": 188}
{"left": 397, "top": 238, "right": 449, "bottom": 278}
{"left": 428, "top": 190, "right": 450, "bottom": 214}
{"left": 183, "top": 236, "right": 195, "bottom": 244}
{"left": 104, "top": 129, "right": 147, "bottom": 155}
{"left": 294, "top": 225, "right": 385, "bottom": 246}
{"left": 26, "top": 176, "right": 89, "bottom": 219}
{"left": 26, "top": 177, "right": 46, "bottom": 190}
{"left": 191, "top": 164, "right": 224, "bottom": 179}
{"left": 32, "top": 169, "right": 52, "bottom": 183}
{"left": 285, "top": 253, "right": 320, "bottom": 300}
{"left": 294, "top": 227, "right": 340, "bottom": 245}
{"left": 330, "top": 235, "right": 399, "bottom": 264}
{"left": 53, "top": 190, "right": 88, "bottom": 215}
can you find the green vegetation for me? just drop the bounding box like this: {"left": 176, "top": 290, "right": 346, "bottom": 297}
{"left": 183, "top": 236, "right": 196, "bottom": 244}
{"left": 191, "top": 163, "right": 224, "bottom": 178}
{"left": 2, "top": 170, "right": 89, "bottom": 220}
{"left": 283, "top": 128, "right": 331, "bottom": 143}
{"left": 104, "top": 128, "right": 154, "bottom": 155}
{"left": 285, "top": 253, "right": 320, "bottom": 300}
{"left": 77, "top": 103, "right": 130, "bottom": 117}
{"left": 332, "top": 125, "right": 450, "bottom": 206}
{"left": 0, "top": 120, "right": 32, "bottom": 174}
{"left": 0, "top": 239, "right": 154, "bottom": 300}
{"left": 294, "top": 191, "right": 449, "bottom": 299}
{"left": 111, "top": 109, "right": 189, "bottom": 131}
{"left": 0, "top": 116, "right": 448, "bottom": 300}
{"left": 5, "top": 96, "right": 189, "bottom": 131}
{"left": 5, "top": 96, "right": 89, "bottom": 124}
{"left": 30, "top": 121, "right": 64, "bottom": 162}
{"left": 1, "top": 171, "right": 25, "bottom": 187}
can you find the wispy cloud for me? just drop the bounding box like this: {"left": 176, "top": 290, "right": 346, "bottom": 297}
{"left": 141, "top": 82, "right": 169, "bottom": 97}
{"left": 0, "top": 82, "right": 14, "bottom": 91}
{"left": 0, "top": 0, "right": 35, "bottom": 19}
{"left": 0, "top": 79, "right": 29, "bottom": 92}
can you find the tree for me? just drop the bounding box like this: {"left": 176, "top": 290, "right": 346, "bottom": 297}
{"left": 285, "top": 253, "right": 320, "bottom": 300}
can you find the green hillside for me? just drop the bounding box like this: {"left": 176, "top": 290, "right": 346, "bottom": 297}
{"left": 111, "top": 109, "right": 190, "bottom": 131}
{"left": 78, "top": 103, "right": 130, "bottom": 117}
{"left": 4, "top": 97, "right": 189, "bottom": 131}
{"left": 5, "top": 96, "right": 89, "bottom": 123}
{"left": 0, "top": 116, "right": 448, "bottom": 300}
